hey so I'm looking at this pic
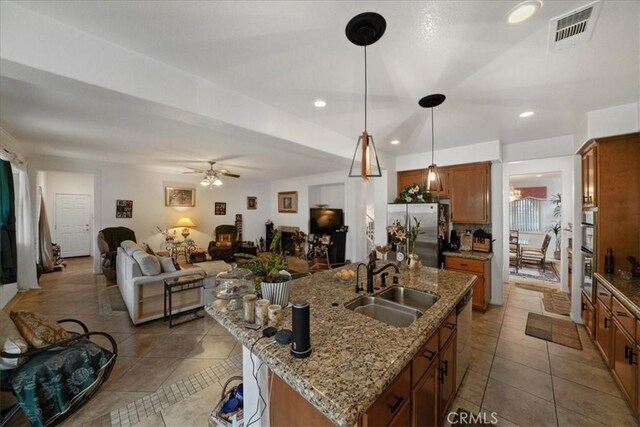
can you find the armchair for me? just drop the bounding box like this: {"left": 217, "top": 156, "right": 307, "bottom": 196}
{"left": 208, "top": 225, "right": 238, "bottom": 262}
{"left": 97, "top": 227, "right": 136, "bottom": 280}
{"left": 521, "top": 234, "right": 552, "bottom": 272}
{"left": 1, "top": 315, "right": 117, "bottom": 426}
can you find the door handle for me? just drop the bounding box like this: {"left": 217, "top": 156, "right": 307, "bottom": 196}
{"left": 624, "top": 345, "right": 632, "bottom": 361}
{"left": 441, "top": 360, "right": 448, "bottom": 376}
{"left": 387, "top": 395, "right": 404, "bottom": 413}
{"left": 421, "top": 349, "right": 436, "bottom": 362}
{"left": 603, "top": 317, "right": 609, "bottom": 328}
{"left": 444, "top": 322, "right": 456, "bottom": 331}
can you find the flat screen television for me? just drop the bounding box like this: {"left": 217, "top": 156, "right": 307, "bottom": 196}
{"left": 309, "top": 208, "right": 344, "bottom": 235}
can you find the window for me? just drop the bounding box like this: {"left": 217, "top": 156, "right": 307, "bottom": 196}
{"left": 509, "top": 198, "right": 541, "bottom": 232}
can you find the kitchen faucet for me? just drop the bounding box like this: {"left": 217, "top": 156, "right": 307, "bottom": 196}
{"left": 355, "top": 256, "right": 400, "bottom": 294}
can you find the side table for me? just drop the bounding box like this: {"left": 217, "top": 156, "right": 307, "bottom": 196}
{"left": 164, "top": 274, "right": 204, "bottom": 328}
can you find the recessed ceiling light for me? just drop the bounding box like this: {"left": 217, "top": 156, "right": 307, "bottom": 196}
{"left": 314, "top": 99, "right": 327, "bottom": 108}
{"left": 390, "top": 140, "right": 400, "bottom": 145}
{"left": 506, "top": 1, "right": 542, "bottom": 24}
{"left": 519, "top": 111, "right": 535, "bottom": 118}
{"left": 536, "top": 174, "right": 542, "bottom": 177}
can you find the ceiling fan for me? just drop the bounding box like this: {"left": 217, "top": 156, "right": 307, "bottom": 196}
{"left": 182, "top": 161, "right": 240, "bottom": 188}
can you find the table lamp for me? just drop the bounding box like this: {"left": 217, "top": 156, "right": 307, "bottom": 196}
{"left": 175, "top": 217, "right": 196, "bottom": 239}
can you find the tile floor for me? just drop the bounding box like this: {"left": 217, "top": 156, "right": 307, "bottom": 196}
{"left": 451, "top": 278, "right": 638, "bottom": 427}
{"left": 1, "top": 258, "right": 242, "bottom": 426}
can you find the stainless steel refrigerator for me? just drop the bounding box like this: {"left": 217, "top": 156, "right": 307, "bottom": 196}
{"left": 388, "top": 203, "right": 439, "bottom": 268}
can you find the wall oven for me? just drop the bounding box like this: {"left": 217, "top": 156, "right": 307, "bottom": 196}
{"left": 581, "top": 210, "right": 596, "bottom": 301}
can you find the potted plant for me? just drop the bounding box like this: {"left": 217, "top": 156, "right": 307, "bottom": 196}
{"left": 546, "top": 222, "right": 562, "bottom": 260}
{"left": 386, "top": 219, "right": 407, "bottom": 254}
{"left": 394, "top": 184, "right": 431, "bottom": 204}
{"left": 408, "top": 217, "right": 424, "bottom": 269}
{"left": 235, "top": 230, "right": 291, "bottom": 306}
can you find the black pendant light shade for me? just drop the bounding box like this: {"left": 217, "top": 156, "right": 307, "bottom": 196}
{"left": 419, "top": 94, "right": 446, "bottom": 193}
{"left": 347, "top": 12, "right": 386, "bottom": 180}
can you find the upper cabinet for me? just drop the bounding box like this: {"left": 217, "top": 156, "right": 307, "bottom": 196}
{"left": 450, "top": 162, "right": 491, "bottom": 224}
{"left": 396, "top": 162, "right": 490, "bottom": 224}
{"left": 582, "top": 142, "right": 597, "bottom": 208}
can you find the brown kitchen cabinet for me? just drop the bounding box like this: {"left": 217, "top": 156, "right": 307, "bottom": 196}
{"left": 438, "top": 331, "right": 457, "bottom": 424}
{"left": 449, "top": 162, "right": 490, "bottom": 224}
{"left": 612, "top": 318, "right": 637, "bottom": 405}
{"left": 445, "top": 257, "right": 491, "bottom": 311}
{"left": 397, "top": 169, "right": 426, "bottom": 196}
{"left": 596, "top": 298, "right": 613, "bottom": 366}
{"left": 581, "top": 291, "right": 595, "bottom": 338}
{"left": 412, "top": 355, "right": 439, "bottom": 427}
{"left": 363, "top": 365, "right": 411, "bottom": 427}
{"left": 436, "top": 166, "right": 450, "bottom": 198}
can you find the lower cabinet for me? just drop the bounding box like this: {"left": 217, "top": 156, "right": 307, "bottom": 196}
{"left": 581, "top": 291, "right": 595, "bottom": 338}
{"left": 596, "top": 299, "right": 613, "bottom": 365}
{"left": 445, "top": 257, "right": 490, "bottom": 311}
{"left": 363, "top": 366, "right": 411, "bottom": 427}
{"left": 612, "top": 318, "right": 637, "bottom": 405}
{"left": 438, "top": 331, "right": 457, "bottom": 424}
{"left": 412, "top": 355, "right": 439, "bottom": 427}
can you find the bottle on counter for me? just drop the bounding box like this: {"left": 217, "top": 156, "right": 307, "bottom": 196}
{"left": 605, "top": 248, "right": 614, "bottom": 274}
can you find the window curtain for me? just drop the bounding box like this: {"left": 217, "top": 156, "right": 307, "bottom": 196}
{"left": 509, "top": 198, "right": 541, "bottom": 232}
{"left": 0, "top": 159, "right": 17, "bottom": 284}
{"left": 0, "top": 150, "right": 38, "bottom": 290}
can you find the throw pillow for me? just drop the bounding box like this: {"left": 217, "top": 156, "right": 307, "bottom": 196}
{"left": 132, "top": 251, "right": 161, "bottom": 276}
{"left": 143, "top": 243, "right": 155, "bottom": 256}
{"left": 219, "top": 233, "right": 232, "bottom": 242}
{"left": 172, "top": 258, "right": 182, "bottom": 271}
{"left": 0, "top": 310, "right": 29, "bottom": 369}
{"left": 216, "top": 241, "right": 232, "bottom": 248}
{"left": 10, "top": 311, "right": 71, "bottom": 349}
{"left": 121, "top": 240, "right": 144, "bottom": 256}
{"left": 157, "top": 256, "right": 176, "bottom": 273}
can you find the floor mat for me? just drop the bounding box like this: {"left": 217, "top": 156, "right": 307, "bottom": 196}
{"left": 514, "top": 282, "right": 560, "bottom": 293}
{"left": 541, "top": 292, "right": 571, "bottom": 316}
{"left": 525, "top": 313, "right": 582, "bottom": 350}
{"left": 510, "top": 264, "right": 559, "bottom": 282}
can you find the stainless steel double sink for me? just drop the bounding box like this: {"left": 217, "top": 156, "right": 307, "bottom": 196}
{"left": 345, "top": 286, "right": 439, "bottom": 327}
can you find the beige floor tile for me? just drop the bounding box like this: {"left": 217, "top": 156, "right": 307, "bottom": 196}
{"left": 469, "top": 347, "right": 494, "bottom": 376}
{"left": 547, "top": 340, "right": 606, "bottom": 368}
{"left": 471, "top": 331, "right": 499, "bottom": 354}
{"left": 507, "top": 299, "right": 542, "bottom": 313}
{"left": 489, "top": 356, "right": 553, "bottom": 402}
{"left": 187, "top": 336, "right": 239, "bottom": 359}
{"left": 206, "top": 322, "right": 234, "bottom": 337}
{"left": 499, "top": 325, "right": 547, "bottom": 352}
{"left": 482, "top": 379, "right": 557, "bottom": 427}
{"left": 147, "top": 334, "right": 205, "bottom": 358}
{"left": 116, "top": 334, "right": 167, "bottom": 357}
{"left": 501, "top": 314, "right": 528, "bottom": 331}
{"left": 169, "top": 316, "right": 216, "bottom": 335}
{"left": 457, "top": 370, "right": 488, "bottom": 406}
{"left": 160, "top": 381, "right": 223, "bottom": 426}
{"left": 504, "top": 306, "right": 535, "bottom": 320}
{"left": 443, "top": 396, "right": 480, "bottom": 427}
{"left": 63, "top": 391, "right": 147, "bottom": 426}
{"left": 553, "top": 376, "right": 637, "bottom": 426}
{"left": 132, "top": 411, "right": 166, "bottom": 427}
{"left": 106, "top": 357, "right": 182, "bottom": 392}
{"left": 549, "top": 353, "right": 622, "bottom": 398}
{"left": 555, "top": 406, "right": 606, "bottom": 427}
{"left": 495, "top": 339, "right": 550, "bottom": 373}
{"left": 161, "top": 358, "right": 223, "bottom": 386}
{"left": 472, "top": 320, "right": 501, "bottom": 338}
{"left": 108, "top": 356, "right": 141, "bottom": 382}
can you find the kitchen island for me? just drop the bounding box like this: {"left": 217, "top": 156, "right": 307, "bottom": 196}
{"left": 205, "top": 264, "right": 475, "bottom": 427}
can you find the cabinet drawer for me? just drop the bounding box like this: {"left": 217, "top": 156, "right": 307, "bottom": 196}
{"left": 612, "top": 298, "right": 636, "bottom": 338}
{"left": 365, "top": 365, "right": 411, "bottom": 427}
{"left": 596, "top": 282, "right": 612, "bottom": 309}
{"left": 412, "top": 332, "right": 438, "bottom": 387}
{"left": 445, "top": 257, "right": 483, "bottom": 274}
{"left": 637, "top": 319, "right": 640, "bottom": 344}
{"left": 439, "top": 309, "right": 457, "bottom": 350}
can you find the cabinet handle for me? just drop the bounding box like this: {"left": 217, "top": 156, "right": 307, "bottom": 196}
{"left": 421, "top": 349, "right": 437, "bottom": 361}
{"left": 442, "top": 360, "right": 449, "bottom": 376}
{"left": 460, "top": 263, "right": 468, "bottom": 267}
{"left": 624, "top": 345, "right": 632, "bottom": 361}
{"left": 603, "top": 318, "right": 609, "bottom": 328}
{"left": 616, "top": 311, "right": 629, "bottom": 318}
{"left": 444, "top": 323, "right": 456, "bottom": 331}
{"left": 387, "top": 395, "right": 404, "bottom": 413}
{"left": 581, "top": 303, "right": 587, "bottom": 311}
{"left": 630, "top": 351, "right": 638, "bottom": 366}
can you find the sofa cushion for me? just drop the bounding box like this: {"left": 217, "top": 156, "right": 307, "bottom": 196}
{"left": 157, "top": 256, "right": 176, "bottom": 273}
{"left": 0, "top": 310, "right": 29, "bottom": 369}
{"left": 132, "top": 251, "right": 161, "bottom": 276}
{"left": 10, "top": 311, "right": 71, "bottom": 349}
{"left": 121, "top": 240, "right": 144, "bottom": 256}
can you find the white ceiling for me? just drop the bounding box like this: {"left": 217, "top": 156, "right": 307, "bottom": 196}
{"left": 1, "top": 1, "right": 639, "bottom": 172}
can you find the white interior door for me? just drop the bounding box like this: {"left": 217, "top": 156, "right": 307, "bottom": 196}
{"left": 55, "top": 193, "right": 91, "bottom": 258}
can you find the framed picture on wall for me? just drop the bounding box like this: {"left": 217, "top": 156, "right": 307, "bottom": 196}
{"left": 165, "top": 187, "right": 195, "bottom": 207}
{"left": 247, "top": 196, "right": 257, "bottom": 210}
{"left": 116, "top": 200, "right": 133, "bottom": 218}
{"left": 278, "top": 191, "right": 298, "bottom": 213}
{"left": 215, "top": 202, "right": 227, "bottom": 215}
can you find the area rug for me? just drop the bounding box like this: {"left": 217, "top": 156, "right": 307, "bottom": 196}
{"left": 525, "top": 313, "right": 582, "bottom": 350}
{"left": 541, "top": 292, "right": 571, "bottom": 316}
{"left": 510, "top": 264, "right": 559, "bottom": 282}
{"left": 514, "top": 282, "right": 560, "bottom": 293}
{"left": 106, "top": 285, "right": 127, "bottom": 311}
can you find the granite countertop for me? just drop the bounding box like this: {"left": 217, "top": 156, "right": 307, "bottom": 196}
{"left": 443, "top": 250, "right": 493, "bottom": 261}
{"left": 595, "top": 272, "right": 640, "bottom": 318}
{"left": 205, "top": 265, "right": 475, "bottom": 427}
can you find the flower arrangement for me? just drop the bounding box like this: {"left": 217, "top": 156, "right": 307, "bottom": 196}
{"left": 156, "top": 226, "right": 177, "bottom": 241}
{"left": 395, "top": 184, "right": 431, "bottom": 204}
{"left": 235, "top": 230, "right": 289, "bottom": 287}
{"left": 386, "top": 220, "right": 407, "bottom": 245}
{"left": 409, "top": 217, "right": 425, "bottom": 254}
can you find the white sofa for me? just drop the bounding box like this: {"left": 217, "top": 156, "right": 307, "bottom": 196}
{"left": 116, "top": 246, "right": 205, "bottom": 325}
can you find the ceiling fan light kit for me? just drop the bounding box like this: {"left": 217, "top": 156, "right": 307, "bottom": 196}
{"left": 346, "top": 12, "right": 386, "bottom": 180}
{"left": 419, "top": 94, "right": 446, "bottom": 193}
{"left": 185, "top": 160, "right": 240, "bottom": 188}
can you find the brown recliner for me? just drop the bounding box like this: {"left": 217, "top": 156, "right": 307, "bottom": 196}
{"left": 208, "top": 225, "right": 238, "bottom": 262}
{"left": 97, "top": 227, "right": 136, "bottom": 280}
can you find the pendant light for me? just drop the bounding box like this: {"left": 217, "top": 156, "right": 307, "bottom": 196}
{"left": 419, "top": 94, "right": 446, "bottom": 193}
{"left": 346, "top": 12, "right": 386, "bottom": 180}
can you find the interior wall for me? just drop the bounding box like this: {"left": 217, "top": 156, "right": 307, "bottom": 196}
{"left": 308, "top": 183, "right": 345, "bottom": 209}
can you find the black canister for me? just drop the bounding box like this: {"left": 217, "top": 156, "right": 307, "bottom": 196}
{"left": 291, "top": 300, "right": 312, "bottom": 359}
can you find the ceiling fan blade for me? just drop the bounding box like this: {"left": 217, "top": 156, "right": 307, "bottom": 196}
{"left": 182, "top": 171, "right": 203, "bottom": 175}
{"left": 221, "top": 172, "right": 240, "bottom": 178}
{"left": 185, "top": 166, "right": 206, "bottom": 172}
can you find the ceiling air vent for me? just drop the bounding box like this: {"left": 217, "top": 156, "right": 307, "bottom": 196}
{"left": 548, "top": 1, "right": 601, "bottom": 52}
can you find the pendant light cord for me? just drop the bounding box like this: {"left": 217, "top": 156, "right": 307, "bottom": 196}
{"left": 431, "top": 108, "right": 435, "bottom": 164}
{"left": 364, "top": 45, "right": 368, "bottom": 133}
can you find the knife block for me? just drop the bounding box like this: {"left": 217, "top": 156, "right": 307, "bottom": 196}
{"left": 472, "top": 238, "right": 491, "bottom": 253}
